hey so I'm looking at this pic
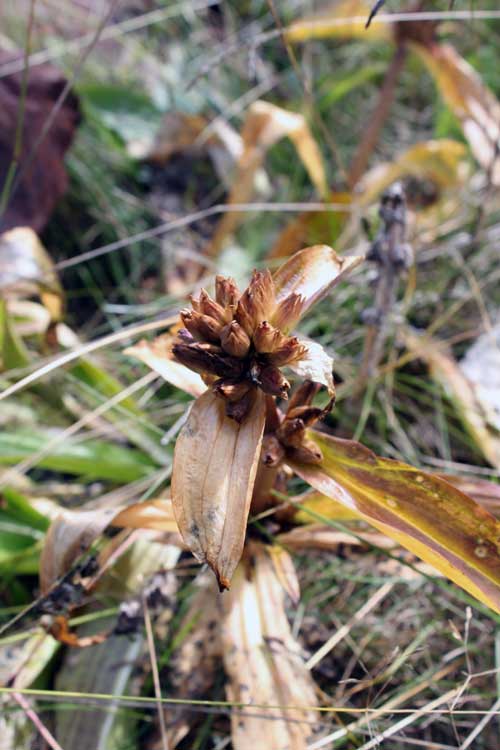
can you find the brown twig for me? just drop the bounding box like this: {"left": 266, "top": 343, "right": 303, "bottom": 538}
{"left": 358, "top": 183, "right": 412, "bottom": 383}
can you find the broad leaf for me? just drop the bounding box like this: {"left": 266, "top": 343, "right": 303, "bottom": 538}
{"left": 289, "top": 431, "right": 500, "bottom": 613}
{"left": 171, "top": 390, "right": 266, "bottom": 589}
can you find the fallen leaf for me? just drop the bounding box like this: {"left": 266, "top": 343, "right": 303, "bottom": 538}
{"left": 40, "top": 499, "right": 179, "bottom": 593}
{"left": 171, "top": 390, "right": 266, "bottom": 589}
{"left": 278, "top": 523, "right": 395, "bottom": 551}
{"left": 289, "top": 431, "right": 500, "bottom": 613}
{"left": 0, "top": 55, "right": 80, "bottom": 232}
{"left": 205, "top": 100, "right": 328, "bottom": 257}
{"left": 221, "top": 543, "right": 320, "bottom": 749}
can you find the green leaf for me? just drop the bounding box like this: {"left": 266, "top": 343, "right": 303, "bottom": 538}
{"left": 0, "top": 431, "right": 156, "bottom": 482}
{"left": 288, "top": 431, "right": 500, "bottom": 614}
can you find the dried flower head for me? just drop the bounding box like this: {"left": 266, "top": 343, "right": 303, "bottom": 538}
{"left": 172, "top": 269, "right": 309, "bottom": 423}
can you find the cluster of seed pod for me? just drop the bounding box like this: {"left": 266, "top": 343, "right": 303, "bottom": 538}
{"left": 173, "top": 270, "right": 309, "bottom": 422}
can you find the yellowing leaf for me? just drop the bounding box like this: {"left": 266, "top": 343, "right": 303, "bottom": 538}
{"left": 125, "top": 336, "right": 206, "bottom": 398}
{"left": 0, "top": 298, "right": 30, "bottom": 371}
{"left": 272, "top": 244, "right": 363, "bottom": 331}
{"left": 221, "top": 543, "right": 320, "bottom": 749}
{"left": 205, "top": 100, "right": 328, "bottom": 257}
{"left": 285, "top": 0, "right": 392, "bottom": 43}
{"left": 357, "top": 139, "right": 468, "bottom": 205}
{"left": 292, "top": 488, "right": 362, "bottom": 523}
{"left": 0, "top": 227, "right": 63, "bottom": 321}
{"left": 171, "top": 390, "right": 266, "bottom": 589}
{"left": 415, "top": 43, "right": 500, "bottom": 184}
{"left": 289, "top": 432, "right": 500, "bottom": 613}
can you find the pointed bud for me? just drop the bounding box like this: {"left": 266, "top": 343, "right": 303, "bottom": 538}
{"left": 220, "top": 320, "right": 251, "bottom": 358}
{"left": 180, "top": 310, "right": 222, "bottom": 343}
{"left": 287, "top": 440, "right": 323, "bottom": 464}
{"left": 286, "top": 398, "right": 334, "bottom": 428}
{"left": 272, "top": 292, "right": 304, "bottom": 332}
{"left": 198, "top": 289, "right": 229, "bottom": 325}
{"left": 236, "top": 269, "right": 276, "bottom": 335}
{"left": 172, "top": 342, "right": 244, "bottom": 378}
{"left": 213, "top": 379, "right": 251, "bottom": 403}
{"left": 258, "top": 365, "right": 290, "bottom": 399}
{"left": 266, "top": 336, "right": 307, "bottom": 367}
{"left": 215, "top": 275, "right": 240, "bottom": 308}
{"left": 277, "top": 417, "right": 305, "bottom": 448}
{"left": 253, "top": 321, "right": 282, "bottom": 353}
{"left": 261, "top": 434, "right": 285, "bottom": 467}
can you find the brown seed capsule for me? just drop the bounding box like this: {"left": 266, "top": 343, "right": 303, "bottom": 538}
{"left": 258, "top": 365, "right": 290, "bottom": 398}
{"left": 225, "top": 388, "right": 256, "bottom": 423}
{"left": 198, "top": 289, "right": 229, "bottom": 325}
{"left": 266, "top": 336, "right": 307, "bottom": 367}
{"left": 287, "top": 440, "right": 323, "bottom": 464}
{"left": 277, "top": 417, "right": 306, "bottom": 449}
{"left": 272, "top": 292, "right": 304, "bottom": 331}
{"left": 215, "top": 275, "right": 240, "bottom": 308}
{"left": 253, "top": 321, "right": 282, "bottom": 353}
{"left": 220, "top": 320, "right": 251, "bottom": 358}
{"left": 172, "top": 342, "right": 243, "bottom": 378}
{"left": 213, "top": 378, "right": 251, "bottom": 403}
{"left": 261, "top": 434, "right": 286, "bottom": 467}
{"left": 180, "top": 310, "right": 222, "bottom": 343}
{"left": 236, "top": 269, "right": 275, "bottom": 335}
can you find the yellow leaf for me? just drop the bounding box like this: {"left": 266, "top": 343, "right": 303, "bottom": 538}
{"left": 285, "top": 0, "right": 392, "bottom": 43}
{"left": 171, "top": 390, "right": 266, "bottom": 589}
{"left": 288, "top": 432, "right": 500, "bottom": 613}
{"left": 414, "top": 43, "right": 500, "bottom": 184}
{"left": 205, "top": 100, "right": 328, "bottom": 257}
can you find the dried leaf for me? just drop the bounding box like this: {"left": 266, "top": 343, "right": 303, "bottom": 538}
{"left": 441, "top": 475, "right": 500, "bottom": 519}
{"left": 265, "top": 544, "right": 300, "bottom": 605}
{"left": 288, "top": 432, "right": 500, "bottom": 613}
{"left": 125, "top": 336, "right": 206, "bottom": 398}
{"left": 0, "top": 56, "right": 80, "bottom": 232}
{"left": 0, "top": 227, "right": 63, "bottom": 320}
{"left": 272, "top": 244, "right": 362, "bottom": 332}
{"left": 221, "top": 543, "right": 320, "bottom": 749}
{"left": 288, "top": 338, "right": 335, "bottom": 394}
{"left": 40, "top": 499, "right": 179, "bottom": 593}
{"left": 415, "top": 43, "right": 500, "bottom": 184}
{"left": 291, "top": 489, "right": 360, "bottom": 523}
{"left": 205, "top": 100, "right": 328, "bottom": 257}
{"left": 278, "top": 524, "right": 395, "bottom": 551}
{"left": 171, "top": 390, "right": 266, "bottom": 589}
{"left": 285, "top": 0, "right": 392, "bottom": 43}
{"left": 404, "top": 330, "right": 500, "bottom": 469}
